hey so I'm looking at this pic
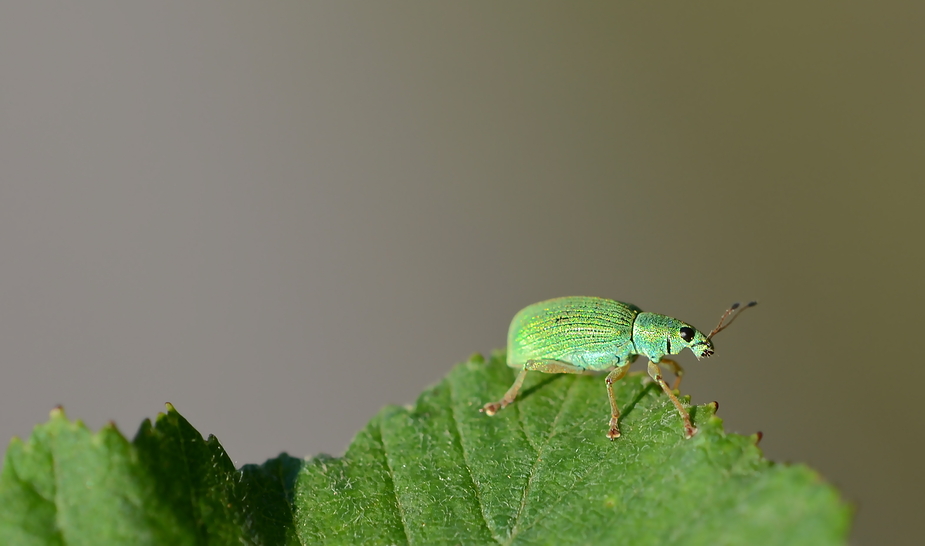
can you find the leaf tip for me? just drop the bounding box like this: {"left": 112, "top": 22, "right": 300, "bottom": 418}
{"left": 467, "top": 352, "right": 486, "bottom": 364}
{"left": 752, "top": 431, "right": 764, "bottom": 445}
{"left": 49, "top": 405, "right": 66, "bottom": 420}
{"left": 164, "top": 402, "right": 177, "bottom": 413}
{"left": 135, "top": 417, "right": 154, "bottom": 437}
{"left": 489, "top": 348, "right": 507, "bottom": 363}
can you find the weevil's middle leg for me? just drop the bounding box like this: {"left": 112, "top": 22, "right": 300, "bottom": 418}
{"left": 656, "top": 357, "right": 685, "bottom": 391}
{"left": 481, "top": 359, "right": 584, "bottom": 416}
{"left": 605, "top": 365, "right": 629, "bottom": 440}
{"left": 647, "top": 360, "right": 696, "bottom": 438}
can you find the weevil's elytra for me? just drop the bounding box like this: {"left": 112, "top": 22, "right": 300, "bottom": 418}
{"left": 480, "top": 296, "right": 755, "bottom": 440}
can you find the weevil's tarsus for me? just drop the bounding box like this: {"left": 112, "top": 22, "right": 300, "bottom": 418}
{"left": 648, "top": 360, "right": 697, "bottom": 438}
{"left": 707, "top": 301, "right": 757, "bottom": 340}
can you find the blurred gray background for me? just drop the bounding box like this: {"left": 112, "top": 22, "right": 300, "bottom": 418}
{"left": 1, "top": 2, "right": 922, "bottom": 544}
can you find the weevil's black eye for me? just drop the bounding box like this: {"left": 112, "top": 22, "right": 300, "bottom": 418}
{"left": 679, "top": 327, "right": 695, "bottom": 343}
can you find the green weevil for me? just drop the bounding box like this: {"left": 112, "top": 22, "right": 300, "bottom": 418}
{"left": 481, "top": 296, "right": 755, "bottom": 439}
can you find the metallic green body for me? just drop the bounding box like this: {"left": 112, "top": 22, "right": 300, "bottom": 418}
{"left": 489, "top": 296, "right": 747, "bottom": 440}
{"left": 507, "top": 296, "right": 715, "bottom": 370}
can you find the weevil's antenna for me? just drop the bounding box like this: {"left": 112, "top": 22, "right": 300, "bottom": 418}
{"left": 707, "top": 301, "right": 757, "bottom": 339}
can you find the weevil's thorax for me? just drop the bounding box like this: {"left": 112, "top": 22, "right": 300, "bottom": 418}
{"left": 632, "top": 312, "right": 715, "bottom": 362}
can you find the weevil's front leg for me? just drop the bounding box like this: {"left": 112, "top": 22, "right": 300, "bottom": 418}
{"left": 656, "top": 357, "right": 685, "bottom": 391}
{"left": 605, "top": 365, "right": 629, "bottom": 440}
{"left": 481, "top": 359, "right": 584, "bottom": 416}
{"left": 647, "top": 360, "right": 697, "bottom": 438}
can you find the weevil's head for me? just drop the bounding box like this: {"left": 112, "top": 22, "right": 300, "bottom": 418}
{"left": 688, "top": 327, "right": 715, "bottom": 359}
{"left": 633, "top": 302, "right": 755, "bottom": 362}
{"left": 632, "top": 312, "right": 714, "bottom": 362}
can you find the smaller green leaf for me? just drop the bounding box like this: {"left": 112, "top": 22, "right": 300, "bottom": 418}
{"left": 0, "top": 404, "right": 303, "bottom": 546}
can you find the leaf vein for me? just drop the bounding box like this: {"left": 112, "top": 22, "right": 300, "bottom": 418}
{"left": 524, "top": 394, "right": 699, "bottom": 542}
{"left": 448, "top": 378, "right": 503, "bottom": 544}
{"left": 376, "top": 417, "right": 413, "bottom": 546}
{"left": 507, "top": 375, "right": 580, "bottom": 544}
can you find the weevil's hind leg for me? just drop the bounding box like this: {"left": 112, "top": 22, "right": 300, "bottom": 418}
{"left": 481, "top": 368, "right": 527, "bottom": 416}
{"left": 481, "top": 359, "right": 584, "bottom": 416}
{"left": 657, "top": 357, "right": 685, "bottom": 391}
{"left": 605, "top": 366, "right": 629, "bottom": 440}
{"left": 647, "top": 360, "right": 697, "bottom": 438}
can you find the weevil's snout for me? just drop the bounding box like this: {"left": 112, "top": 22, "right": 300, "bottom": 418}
{"left": 693, "top": 335, "right": 714, "bottom": 359}
{"left": 676, "top": 322, "right": 714, "bottom": 360}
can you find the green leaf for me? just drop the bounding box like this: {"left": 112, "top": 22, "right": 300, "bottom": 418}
{"left": 293, "top": 352, "right": 851, "bottom": 545}
{"left": 0, "top": 352, "right": 851, "bottom": 545}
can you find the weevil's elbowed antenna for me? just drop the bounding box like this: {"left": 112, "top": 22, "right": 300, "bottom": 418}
{"left": 707, "top": 301, "right": 757, "bottom": 340}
